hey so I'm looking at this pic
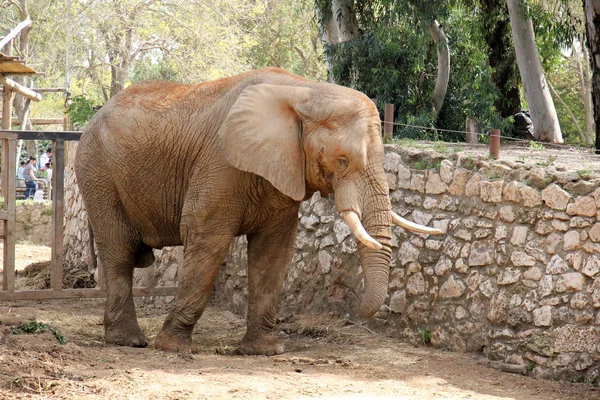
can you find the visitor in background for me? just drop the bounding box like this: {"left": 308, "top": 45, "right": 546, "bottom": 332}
{"left": 33, "top": 182, "right": 44, "bottom": 201}
{"left": 17, "top": 161, "right": 25, "bottom": 178}
{"left": 23, "top": 156, "right": 37, "bottom": 199}
{"left": 45, "top": 162, "right": 52, "bottom": 183}
{"left": 39, "top": 147, "right": 51, "bottom": 170}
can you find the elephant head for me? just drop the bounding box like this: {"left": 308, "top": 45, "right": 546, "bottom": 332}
{"left": 219, "top": 82, "right": 440, "bottom": 318}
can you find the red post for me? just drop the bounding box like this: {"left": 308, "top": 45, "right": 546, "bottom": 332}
{"left": 384, "top": 103, "right": 394, "bottom": 140}
{"left": 490, "top": 129, "right": 500, "bottom": 159}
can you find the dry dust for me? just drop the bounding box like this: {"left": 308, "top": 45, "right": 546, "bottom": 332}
{"left": 0, "top": 299, "right": 597, "bottom": 400}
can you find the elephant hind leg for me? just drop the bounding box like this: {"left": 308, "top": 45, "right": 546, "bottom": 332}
{"left": 93, "top": 214, "right": 148, "bottom": 347}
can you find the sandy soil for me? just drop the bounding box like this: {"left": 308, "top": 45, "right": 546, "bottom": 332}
{"left": 0, "top": 299, "right": 598, "bottom": 400}
{"left": 0, "top": 244, "right": 51, "bottom": 271}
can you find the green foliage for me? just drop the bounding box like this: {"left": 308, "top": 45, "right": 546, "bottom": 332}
{"left": 526, "top": 361, "right": 536, "bottom": 372}
{"left": 66, "top": 95, "right": 99, "bottom": 129}
{"left": 420, "top": 327, "right": 432, "bottom": 345}
{"left": 529, "top": 141, "right": 545, "bottom": 150}
{"left": 12, "top": 321, "right": 66, "bottom": 345}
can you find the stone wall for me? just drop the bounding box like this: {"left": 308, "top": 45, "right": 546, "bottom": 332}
{"left": 66, "top": 143, "right": 600, "bottom": 383}
{"left": 3, "top": 201, "right": 53, "bottom": 246}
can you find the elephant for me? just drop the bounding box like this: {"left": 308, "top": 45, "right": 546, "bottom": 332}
{"left": 75, "top": 67, "right": 439, "bottom": 355}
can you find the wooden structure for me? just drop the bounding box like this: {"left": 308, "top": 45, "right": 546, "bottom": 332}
{"left": 0, "top": 22, "right": 177, "bottom": 300}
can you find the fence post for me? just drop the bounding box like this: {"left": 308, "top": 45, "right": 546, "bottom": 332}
{"left": 490, "top": 128, "right": 500, "bottom": 159}
{"left": 466, "top": 116, "right": 478, "bottom": 144}
{"left": 384, "top": 103, "right": 394, "bottom": 140}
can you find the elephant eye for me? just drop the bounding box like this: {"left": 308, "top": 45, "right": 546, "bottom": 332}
{"left": 336, "top": 156, "right": 349, "bottom": 172}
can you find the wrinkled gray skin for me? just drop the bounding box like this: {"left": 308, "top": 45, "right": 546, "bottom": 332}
{"left": 75, "top": 67, "right": 392, "bottom": 355}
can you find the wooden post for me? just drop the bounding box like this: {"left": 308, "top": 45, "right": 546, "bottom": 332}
{"left": 466, "top": 117, "right": 479, "bottom": 144}
{"left": 490, "top": 129, "right": 501, "bottom": 159}
{"left": 384, "top": 103, "right": 394, "bottom": 140}
{"left": 51, "top": 140, "right": 65, "bottom": 291}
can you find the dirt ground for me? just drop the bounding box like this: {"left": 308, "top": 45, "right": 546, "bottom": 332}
{"left": 0, "top": 298, "right": 597, "bottom": 400}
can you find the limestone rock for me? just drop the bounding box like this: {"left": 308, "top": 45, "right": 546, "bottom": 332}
{"left": 523, "top": 267, "right": 542, "bottom": 281}
{"left": 383, "top": 151, "right": 401, "bottom": 173}
{"left": 498, "top": 268, "right": 522, "bottom": 285}
{"left": 464, "top": 174, "right": 481, "bottom": 197}
{"left": 434, "top": 257, "right": 452, "bottom": 276}
{"left": 511, "top": 251, "right": 536, "bottom": 267}
{"left": 407, "top": 272, "right": 426, "bottom": 295}
{"left": 333, "top": 219, "right": 351, "bottom": 244}
{"left": 468, "top": 241, "right": 494, "bottom": 267}
{"left": 590, "top": 223, "right": 600, "bottom": 242}
{"left": 448, "top": 169, "right": 471, "bottom": 196}
{"left": 582, "top": 255, "right": 600, "bottom": 278}
{"left": 398, "top": 242, "right": 420, "bottom": 265}
{"left": 519, "top": 186, "right": 542, "bottom": 207}
{"left": 397, "top": 164, "right": 411, "bottom": 189}
{"left": 389, "top": 290, "right": 407, "bottom": 313}
{"left": 541, "top": 184, "right": 570, "bottom": 210}
{"left": 440, "top": 159, "right": 454, "bottom": 183}
{"left": 555, "top": 272, "right": 585, "bottom": 293}
{"left": 546, "top": 254, "right": 568, "bottom": 274}
{"left": 503, "top": 181, "right": 521, "bottom": 203}
{"left": 563, "top": 230, "right": 580, "bottom": 251}
{"left": 480, "top": 180, "right": 503, "bottom": 203}
{"left": 439, "top": 275, "right": 466, "bottom": 299}
{"left": 567, "top": 195, "right": 597, "bottom": 217}
{"left": 533, "top": 306, "right": 552, "bottom": 326}
{"left": 510, "top": 226, "right": 528, "bottom": 246}
{"left": 425, "top": 172, "right": 448, "bottom": 194}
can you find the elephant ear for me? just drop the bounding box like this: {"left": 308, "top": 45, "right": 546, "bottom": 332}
{"left": 219, "top": 84, "right": 312, "bottom": 201}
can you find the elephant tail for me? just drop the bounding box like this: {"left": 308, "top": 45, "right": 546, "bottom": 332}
{"left": 87, "top": 219, "right": 98, "bottom": 276}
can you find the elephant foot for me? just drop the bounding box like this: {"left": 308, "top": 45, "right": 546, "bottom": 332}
{"left": 236, "top": 334, "right": 285, "bottom": 356}
{"left": 105, "top": 322, "right": 148, "bottom": 348}
{"left": 154, "top": 329, "right": 197, "bottom": 353}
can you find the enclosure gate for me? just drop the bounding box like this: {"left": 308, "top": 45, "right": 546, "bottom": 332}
{"left": 0, "top": 130, "right": 178, "bottom": 300}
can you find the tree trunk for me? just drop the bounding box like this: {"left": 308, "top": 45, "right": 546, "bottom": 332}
{"left": 481, "top": 0, "right": 521, "bottom": 118}
{"left": 429, "top": 20, "right": 450, "bottom": 116}
{"left": 315, "top": 0, "right": 359, "bottom": 82}
{"left": 507, "top": 0, "right": 563, "bottom": 143}
{"left": 580, "top": 38, "right": 595, "bottom": 145}
{"left": 583, "top": 0, "right": 600, "bottom": 152}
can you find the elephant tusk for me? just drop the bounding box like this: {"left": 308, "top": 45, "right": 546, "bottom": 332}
{"left": 341, "top": 211, "right": 383, "bottom": 250}
{"left": 391, "top": 211, "right": 443, "bottom": 234}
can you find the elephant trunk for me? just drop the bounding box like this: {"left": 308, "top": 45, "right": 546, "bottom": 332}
{"left": 354, "top": 166, "right": 393, "bottom": 318}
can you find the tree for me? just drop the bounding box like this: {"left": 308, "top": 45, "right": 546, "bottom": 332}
{"left": 507, "top": 0, "right": 563, "bottom": 143}
{"left": 583, "top": 0, "right": 600, "bottom": 152}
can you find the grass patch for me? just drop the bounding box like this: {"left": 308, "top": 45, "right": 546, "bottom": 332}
{"left": 12, "top": 321, "right": 66, "bottom": 344}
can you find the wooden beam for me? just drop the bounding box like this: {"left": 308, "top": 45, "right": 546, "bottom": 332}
{"left": 0, "top": 19, "right": 32, "bottom": 50}
{"left": 0, "top": 286, "right": 178, "bottom": 300}
{"left": 0, "top": 75, "right": 42, "bottom": 101}
{"left": 1, "top": 87, "right": 67, "bottom": 93}
{"left": 51, "top": 140, "right": 65, "bottom": 291}
{"left": 0, "top": 130, "right": 82, "bottom": 141}
{"left": 12, "top": 118, "right": 64, "bottom": 126}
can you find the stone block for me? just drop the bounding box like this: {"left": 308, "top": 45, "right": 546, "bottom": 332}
{"left": 523, "top": 267, "right": 542, "bottom": 281}
{"left": 464, "top": 174, "right": 481, "bottom": 197}
{"left": 497, "top": 268, "right": 522, "bottom": 285}
{"left": 425, "top": 172, "right": 447, "bottom": 194}
{"left": 389, "top": 290, "right": 407, "bottom": 313}
{"left": 546, "top": 254, "right": 568, "bottom": 275}
{"left": 503, "top": 181, "right": 521, "bottom": 203}
{"left": 556, "top": 272, "right": 585, "bottom": 293}
{"left": 567, "top": 195, "right": 597, "bottom": 217}
{"left": 582, "top": 255, "right": 600, "bottom": 278}
{"left": 480, "top": 180, "right": 503, "bottom": 203}
{"left": 541, "top": 184, "right": 570, "bottom": 210}
{"left": 533, "top": 306, "right": 552, "bottom": 326}
{"left": 439, "top": 275, "right": 466, "bottom": 299}
{"left": 440, "top": 159, "right": 454, "bottom": 183}
{"left": 510, "top": 225, "right": 528, "bottom": 246}
{"left": 511, "top": 251, "right": 536, "bottom": 267}
{"left": 554, "top": 325, "right": 599, "bottom": 353}
{"left": 468, "top": 240, "right": 494, "bottom": 267}
{"left": 519, "top": 186, "right": 542, "bottom": 207}
{"left": 406, "top": 272, "right": 426, "bottom": 295}
{"left": 448, "top": 168, "right": 471, "bottom": 196}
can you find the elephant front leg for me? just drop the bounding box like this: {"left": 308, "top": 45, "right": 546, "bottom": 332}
{"left": 155, "top": 229, "right": 233, "bottom": 353}
{"left": 237, "top": 211, "right": 299, "bottom": 356}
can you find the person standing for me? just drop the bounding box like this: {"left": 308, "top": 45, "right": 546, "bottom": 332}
{"left": 17, "top": 161, "right": 25, "bottom": 178}
{"left": 23, "top": 156, "right": 37, "bottom": 199}
{"left": 39, "top": 148, "right": 51, "bottom": 170}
